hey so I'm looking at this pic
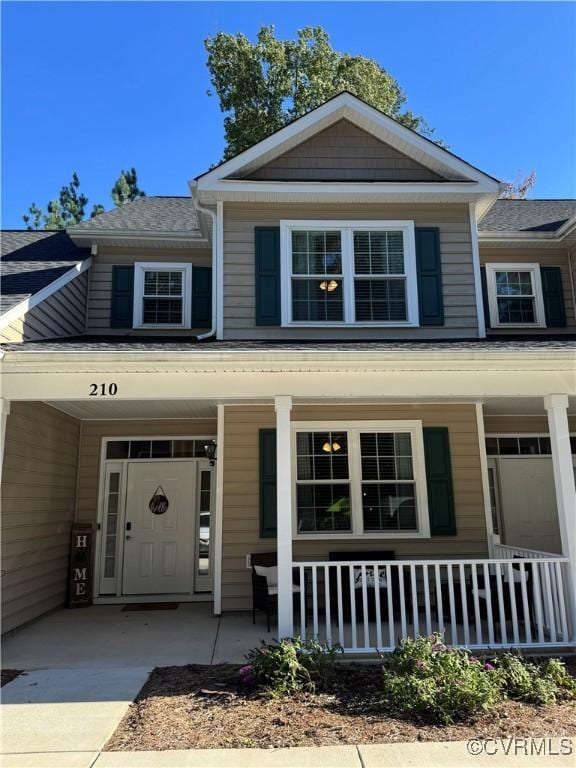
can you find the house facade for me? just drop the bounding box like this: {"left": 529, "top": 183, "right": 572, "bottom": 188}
{"left": 1, "top": 93, "right": 575, "bottom": 653}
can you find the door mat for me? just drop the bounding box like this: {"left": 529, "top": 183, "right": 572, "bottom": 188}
{"left": 122, "top": 603, "right": 180, "bottom": 612}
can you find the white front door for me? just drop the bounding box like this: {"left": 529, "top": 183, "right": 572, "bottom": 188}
{"left": 498, "top": 458, "right": 562, "bottom": 554}
{"left": 122, "top": 461, "right": 196, "bottom": 595}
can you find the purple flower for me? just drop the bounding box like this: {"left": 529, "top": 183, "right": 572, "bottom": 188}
{"left": 469, "top": 655, "right": 479, "bottom": 663}
{"left": 239, "top": 664, "right": 255, "bottom": 685}
{"left": 484, "top": 662, "right": 495, "bottom": 671}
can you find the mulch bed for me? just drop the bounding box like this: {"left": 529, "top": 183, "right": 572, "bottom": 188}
{"left": 105, "top": 662, "right": 576, "bottom": 751}
{"left": 1, "top": 670, "right": 23, "bottom": 687}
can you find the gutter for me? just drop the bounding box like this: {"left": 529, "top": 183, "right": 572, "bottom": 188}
{"left": 190, "top": 184, "right": 219, "bottom": 340}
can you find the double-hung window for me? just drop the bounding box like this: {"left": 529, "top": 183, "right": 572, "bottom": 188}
{"left": 281, "top": 221, "right": 418, "bottom": 326}
{"left": 485, "top": 263, "right": 546, "bottom": 328}
{"left": 292, "top": 421, "right": 429, "bottom": 538}
{"left": 133, "top": 262, "right": 192, "bottom": 329}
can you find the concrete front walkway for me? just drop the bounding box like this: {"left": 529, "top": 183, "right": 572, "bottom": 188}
{"left": 1, "top": 667, "right": 151, "bottom": 767}
{"left": 2, "top": 603, "right": 273, "bottom": 669}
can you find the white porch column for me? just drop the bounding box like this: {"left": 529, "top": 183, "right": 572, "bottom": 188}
{"left": 0, "top": 398, "right": 10, "bottom": 481}
{"left": 544, "top": 394, "right": 576, "bottom": 638}
{"left": 275, "top": 395, "right": 294, "bottom": 638}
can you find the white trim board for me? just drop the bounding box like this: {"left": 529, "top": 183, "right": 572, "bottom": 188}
{"left": 0, "top": 258, "right": 91, "bottom": 330}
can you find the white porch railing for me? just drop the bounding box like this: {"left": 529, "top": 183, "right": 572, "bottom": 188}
{"left": 493, "top": 543, "right": 562, "bottom": 559}
{"left": 292, "top": 557, "right": 572, "bottom": 653}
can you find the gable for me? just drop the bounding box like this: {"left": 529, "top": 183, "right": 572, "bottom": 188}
{"left": 233, "top": 120, "right": 447, "bottom": 182}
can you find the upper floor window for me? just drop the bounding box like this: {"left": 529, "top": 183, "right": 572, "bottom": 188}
{"left": 133, "top": 263, "right": 192, "bottom": 329}
{"left": 485, "top": 263, "right": 546, "bottom": 328}
{"left": 280, "top": 221, "right": 419, "bottom": 326}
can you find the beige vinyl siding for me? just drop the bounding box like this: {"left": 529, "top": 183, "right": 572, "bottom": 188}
{"left": 86, "top": 246, "right": 212, "bottom": 335}
{"left": 1, "top": 402, "right": 80, "bottom": 633}
{"left": 484, "top": 414, "right": 576, "bottom": 434}
{"left": 223, "top": 202, "right": 479, "bottom": 341}
{"left": 0, "top": 271, "right": 88, "bottom": 343}
{"left": 242, "top": 120, "right": 446, "bottom": 182}
{"left": 479, "top": 248, "right": 576, "bottom": 333}
{"left": 221, "top": 404, "right": 487, "bottom": 611}
{"left": 75, "top": 419, "right": 217, "bottom": 526}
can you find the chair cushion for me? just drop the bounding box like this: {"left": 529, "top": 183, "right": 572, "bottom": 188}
{"left": 353, "top": 566, "right": 387, "bottom": 589}
{"left": 268, "top": 584, "right": 301, "bottom": 596}
{"left": 254, "top": 564, "right": 278, "bottom": 589}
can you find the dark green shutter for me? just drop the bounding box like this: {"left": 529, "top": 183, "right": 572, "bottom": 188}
{"left": 423, "top": 427, "right": 456, "bottom": 536}
{"left": 192, "top": 266, "right": 212, "bottom": 328}
{"left": 110, "top": 265, "right": 134, "bottom": 328}
{"left": 540, "top": 266, "right": 566, "bottom": 327}
{"left": 259, "top": 428, "right": 277, "bottom": 538}
{"left": 255, "top": 227, "right": 281, "bottom": 325}
{"left": 480, "top": 266, "right": 491, "bottom": 329}
{"left": 415, "top": 227, "right": 444, "bottom": 326}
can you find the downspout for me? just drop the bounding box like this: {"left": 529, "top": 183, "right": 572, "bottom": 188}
{"left": 469, "top": 202, "right": 486, "bottom": 339}
{"left": 567, "top": 247, "right": 576, "bottom": 323}
{"left": 191, "top": 184, "right": 222, "bottom": 340}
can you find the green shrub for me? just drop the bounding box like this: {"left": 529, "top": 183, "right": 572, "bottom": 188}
{"left": 382, "top": 634, "right": 500, "bottom": 724}
{"left": 244, "top": 637, "right": 342, "bottom": 696}
{"left": 492, "top": 653, "right": 576, "bottom": 705}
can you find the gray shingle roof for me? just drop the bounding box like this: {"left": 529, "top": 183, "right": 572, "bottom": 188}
{"left": 1, "top": 336, "right": 574, "bottom": 354}
{"left": 479, "top": 200, "right": 576, "bottom": 233}
{"left": 69, "top": 196, "right": 201, "bottom": 233}
{"left": 0, "top": 231, "right": 89, "bottom": 314}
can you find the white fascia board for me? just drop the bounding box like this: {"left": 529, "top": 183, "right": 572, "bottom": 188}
{"left": 0, "top": 258, "right": 92, "bottom": 330}
{"left": 69, "top": 230, "right": 208, "bottom": 246}
{"left": 195, "top": 93, "right": 501, "bottom": 191}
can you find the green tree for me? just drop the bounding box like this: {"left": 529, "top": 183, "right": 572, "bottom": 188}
{"left": 23, "top": 169, "right": 145, "bottom": 230}
{"left": 111, "top": 168, "right": 146, "bottom": 207}
{"left": 205, "top": 25, "right": 435, "bottom": 159}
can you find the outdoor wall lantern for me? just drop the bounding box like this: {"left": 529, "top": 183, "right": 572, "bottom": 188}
{"left": 204, "top": 440, "right": 217, "bottom": 466}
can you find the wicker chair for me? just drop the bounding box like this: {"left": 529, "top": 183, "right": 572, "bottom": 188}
{"left": 250, "top": 552, "right": 302, "bottom": 632}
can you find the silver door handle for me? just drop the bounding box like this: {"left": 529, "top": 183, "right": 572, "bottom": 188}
{"left": 125, "top": 535, "right": 133, "bottom": 540}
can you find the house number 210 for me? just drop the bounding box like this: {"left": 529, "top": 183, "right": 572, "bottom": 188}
{"left": 89, "top": 383, "right": 118, "bottom": 396}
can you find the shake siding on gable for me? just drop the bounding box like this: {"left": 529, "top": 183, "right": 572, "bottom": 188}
{"left": 1, "top": 403, "right": 80, "bottom": 633}
{"left": 223, "top": 202, "right": 479, "bottom": 340}
{"left": 221, "top": 404, "right": 487, "bottom": 611}
{"left": 86, "top": 246, "right": 212, "bottom": 334}
{"left": 242, "top": 120, "right": 447, "bottom": 182}
{"left": 479, "top": 247, "right": 576, "bottom": 333}
{"left": 0, "top": 272, "right": 88, "bottom": 343}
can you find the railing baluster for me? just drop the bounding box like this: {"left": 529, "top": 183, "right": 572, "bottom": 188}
{"left": 506, "top": 562, "right": 520, "bottom": 646}
{"left": 361, "top": 564, "right": 369, "bottom": 650}
{"left": 447, "top": 564, "right": 457, "bottom": 646}
{"left": 532, "top": 563, "right": 545, "bottom": 645}
{"left": 349, "top": 564, "right": 357, "bottom": 650}
{"left": 434, "top": 563, "right": 443, "bottom": 634}
{"left": 482, "top": 562, "right": 495, "bottom": 646}
{"left": 471, "top": 564, "right": 482, "bottom": 646}
{"left": 423, "top": 565, "right": 432, "bottom": 636}
{"left": 518, "top": 562, "right": 531, "bottom": 645}
{"left": 336, "top": 565, "right": 344, "bottom": 647}
{"left": 494, "top": 562, "right": 507, "bottom": 645}
{"left": 542, "top": 562, "right": 557, "bottom": 642}
{"left": 324, "top": 564, "right": 332, "bottom": 646}
{"left": 410, "top": 564, "right": 419, "bottom": 637}
{"left": 299, "top": 565, "right": 306, "bottom": 640}
{"left": 373, "top": 563, "right": 383, "bottom": 650}
{"left": 459, "top": 563, "right": 470, "bottom": 647}
{"left": 386, "top": 563, "right": 394, "bottom": 649}
{"left": 398, "top": 565, "right": 407, "bottom": 639}
{"left": 554, "top": 562, "right": 569, "bottom": 643}
{"left": 312, "top": 565, "right": 318, "bottom": 640}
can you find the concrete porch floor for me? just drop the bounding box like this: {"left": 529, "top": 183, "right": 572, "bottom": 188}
{"left": 2, "top": 604, "right": 274, "bottom": 670}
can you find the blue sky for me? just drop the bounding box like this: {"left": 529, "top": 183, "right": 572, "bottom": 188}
{"left": 2, "top": 1, "right": 575, "bottom": 228}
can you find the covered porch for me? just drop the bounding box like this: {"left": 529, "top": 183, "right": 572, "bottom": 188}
{"left": 1, "top": 341, "right": 574, "bottom": 654}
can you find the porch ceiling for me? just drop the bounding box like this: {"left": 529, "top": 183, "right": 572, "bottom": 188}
{"left": 46, "top": 399, "right": 218, "bottom": 420}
